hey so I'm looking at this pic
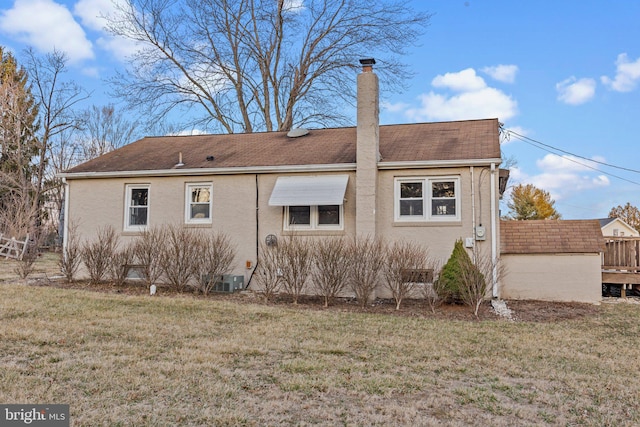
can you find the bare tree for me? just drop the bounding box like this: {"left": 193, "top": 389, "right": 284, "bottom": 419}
{"left": 191, "top": 232, "right": 236, "bottom": 295}
{"left": 106, "top": 0, "right": 430, "bottom": 133}
{"left": 278, "top": 235, "right": 313, "bottom": 304}
{"left": 24, "top": 48, "right": 89, "bottom": 229}
{"left": 348, "top": 236, "right": 384, "bottom": 308}
{"left": 132, "top": 226, "right": 167, "bottom": 288}
{"left": 254, "top": 241, "right": 282, "bottom": 302}
{"left": 311, "top": 237, "right": 351, "bottom": 307}
{"left": 78, "top": 104, "right": 139, "bottom": 160}
{"left": 381, "top": 240, "right": 431, "bottom": 310}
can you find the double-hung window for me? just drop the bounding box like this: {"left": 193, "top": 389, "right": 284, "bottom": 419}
{"left": 124, "top": 184, "right": 150, "bottom": 231}
{"left": 185, "top": 183, "right": 212, "bottom": 224}
{"left": 286, "top": 205, "right": 343, "bottom": 230}
{"left": 395, "top": 177, "right": 460, "bottom": 222}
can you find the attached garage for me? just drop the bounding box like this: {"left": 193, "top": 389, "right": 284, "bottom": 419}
{"left": 499, "top": 220, "right": 604, "bottom": 304}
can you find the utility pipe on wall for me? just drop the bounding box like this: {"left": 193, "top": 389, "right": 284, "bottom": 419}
{"left": 490, "top": 163, "right": 498, "bottom": 298}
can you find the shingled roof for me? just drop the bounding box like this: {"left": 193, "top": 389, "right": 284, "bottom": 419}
{"left": 64, "top": 119, "right": 500, "bottom": 175}
{"left": 500, "top": 220, "right": 605, "bottom": 254}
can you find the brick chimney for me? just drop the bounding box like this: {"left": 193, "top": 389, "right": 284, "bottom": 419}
{"left": 355, "top": 58, "right": 380, "bottom": 237}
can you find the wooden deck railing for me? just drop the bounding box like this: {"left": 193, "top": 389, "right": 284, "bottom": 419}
{"left": 602, "top": 237, "right": 640, "bottom": 271}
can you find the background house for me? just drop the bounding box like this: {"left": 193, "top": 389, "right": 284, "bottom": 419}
{"left": 60, "top": 61, "right": 504, "bottom": 298}
{"left": 599, "top": 217, "right": 639, "bottom": 237}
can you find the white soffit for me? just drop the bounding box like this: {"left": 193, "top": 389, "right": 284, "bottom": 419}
{"left": 268, "top": 175, "right": 349, "bottom": 206}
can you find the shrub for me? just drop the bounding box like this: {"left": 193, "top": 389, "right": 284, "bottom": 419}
{"left": 458, "top": 250, "right": 501, "bottom": 318}
{"left": 81, "top": 225, "right": 118, "bottom": 284}
{"left": 254, "top": 241, "right": 282, "bottom": 302}
{"left": 110, "top": 244, "right": 135, "bottom": 287}
{"left": 278, "top": 235, "right": 313, "bottom": 304}
{"left": 160, "top": 224, "right": 198, "bottom": 293}
{"left": 59, "top": 220, "right": 81, "bottom": 282}
{"left": 348, "top": 236, "right": 385, "bottom": 308}
{"left": 311, "top": 237, "right": 351, "bottom": 307}
{"left": 435, "top": 239, "right": 469, "bottom": 303}
{"left": 131, "top": 226, "right": 166, "bottom": 288}
{"left": 381, "top": 240, "right": 431, "bottom": 310}
{"left": 191, "top": 232, "right": 236, "bottom": 295}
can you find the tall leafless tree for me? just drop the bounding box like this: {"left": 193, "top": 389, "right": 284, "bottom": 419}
{"left": 77, "top": 104, "right": 139, "bottom": 160}
{"left": 106, "top": 0, "right": 430, "bottom": 133}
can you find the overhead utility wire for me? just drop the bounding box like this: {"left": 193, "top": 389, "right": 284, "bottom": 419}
{"left": 505, "top": 129, "right": 640, "bottom": 174}
{"left": 504, "top": 129, "right": 640, "bottom": 187}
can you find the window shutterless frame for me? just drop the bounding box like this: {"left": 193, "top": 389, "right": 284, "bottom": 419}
{"left": 185, "top": 182, "right": 213, "bottom": 224}
{"left": 394, "top": 176, "right": 460, "bottom": 222}
{"left": 124, "top": 184, "right": 150, "bottom": 231}
{"left": 284, "top": 205, "right": 344, "bottom": 230}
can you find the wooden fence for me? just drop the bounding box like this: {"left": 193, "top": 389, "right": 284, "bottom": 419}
{"left": 0, "top": 234, "right": 30, "bottom": 261}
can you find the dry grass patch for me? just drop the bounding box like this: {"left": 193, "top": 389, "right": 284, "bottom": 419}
{"left": 0, "top": 284, "right": 639, "bottom": 425}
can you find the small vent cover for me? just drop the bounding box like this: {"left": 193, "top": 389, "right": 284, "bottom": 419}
{"left": 286, "top": 128, "right": 309, "bottom": 138}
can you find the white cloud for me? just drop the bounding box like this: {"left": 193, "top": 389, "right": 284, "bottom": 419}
{"left": 284, "top": 0, "right": 305, "bottom": 12}
{"left": 482, "top": 64, "right": 518, "bottom": 83}
{"left": 555, "top": 77, "right": 596, "bottom": 105}
{"left": 74, "top": 0, "right": 114, "bottom": 31}
{"left": 381, "top": 100, "right": 410, "bottom": 113}
{"left": 515, "top": 154, "right": 610, "bottom": 202}
{"left": 601, "top": 53, "right": 640, "bottom": 92}
{"left": 431, "top": 68, "right": 486, "bottom": 92}
{"left": 405, "top": 67, "right": 518, "bottom": 122}
{"left": 408, "top": 87, "right": 517, "bottom": 122}
{"left": 0, "top": 0, "right": 93, "bottom": 63}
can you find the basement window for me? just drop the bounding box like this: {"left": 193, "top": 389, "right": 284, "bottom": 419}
{"left": 285, "top": 205, "right": 343, "bottom": 230}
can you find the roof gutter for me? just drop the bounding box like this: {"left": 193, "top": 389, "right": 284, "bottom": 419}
{"left": 378, "top": 158, "right": 502, "bottom": 170}
{"left": 59, "top": 163, "right": 358, "bottom": 180}
{"left": 59, "top": 158, "right": 503, "bottom": 180}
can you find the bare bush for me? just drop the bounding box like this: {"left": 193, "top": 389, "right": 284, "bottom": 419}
{"left": 278, "top": 235, "right": 313, "bottom": 304}
{"left": 132, "top": 226, "right": 166, "bottom": 288}
{"left": 81, "top": 225, "right": 118, "bottom": 284}
{"left": 382, "top": 240, "right": 431, "bottom": 310}
{"left": 110, "top": 244, "right": 135, "bottom": 287}
{"left": 191, "top": 232, "right": 236, "bottom": 295}
{"left": 59, "top": 219, "right": 81, "bottom": 282}
{"left": 423, "top": 262, "right": 444, "bottom": 314}
{"left": 159, "top": 224, "right": 198, "bottom": 292}
{"left": 254, "top": 241, "right": 282, "bottom": 302}
{"left": 13, "top": 233, "right": 43, "bottom": 280}
{"left": 458, "top": 249, "right": 502, "bottom": 319}
{"left": 348, "top": 237, "right": 385, "bottom": 308}
{"left": 311, "top": 237, "right": 351, "bottom": 307}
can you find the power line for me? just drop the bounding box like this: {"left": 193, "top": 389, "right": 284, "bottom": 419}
{"left": 503, "top": 128, "right": 640, "bottom": 187}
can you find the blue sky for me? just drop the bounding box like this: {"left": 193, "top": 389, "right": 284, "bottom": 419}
{"left": 1, "top": 0, "right": 639, "bottom": 219}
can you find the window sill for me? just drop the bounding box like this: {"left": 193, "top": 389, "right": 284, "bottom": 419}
{"left": 282, "top": 230, "right": 346, "bottom": 236}
{"left": 393, "top": 220, "right": 462, "bottom": 227}
{"left": 184, "top": 223, "right": 213, "bottom": 228}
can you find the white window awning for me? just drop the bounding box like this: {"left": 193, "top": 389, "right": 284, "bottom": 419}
{"left": 268, "top": 175, "right": 349, "bottom": 206}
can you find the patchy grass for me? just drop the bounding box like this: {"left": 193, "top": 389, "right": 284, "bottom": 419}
{"left": 0, "top": 251, "right": 61, "bottom": 282}
{"left": 0, "top": 283, "right": 639, "bottom": 426}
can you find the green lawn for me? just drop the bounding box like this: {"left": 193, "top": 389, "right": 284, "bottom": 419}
{"left": 0, "top": 281, "right": 639, "bottom": 426}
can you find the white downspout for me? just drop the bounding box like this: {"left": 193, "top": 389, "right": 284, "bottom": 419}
{"left": 490, "top": 163, "right": 498, "bottom": 297}
{"left": 470, "top": 166, "right": 476, "bottom": 249}
{"left": 62, "top": 178, "right": 70, "bottom": 256}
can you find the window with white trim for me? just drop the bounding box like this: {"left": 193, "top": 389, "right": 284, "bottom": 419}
{"left": 185, "top": 183, "right": 212, "bottom": 224}
{"left": 395, "top": 177, "right": 460, "bottom": 222}
{"left": 285, "top": 205, "right": 343, "bottom": 230}
{"left": 124, "top": 184, "right": 149, "bottom": 231}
